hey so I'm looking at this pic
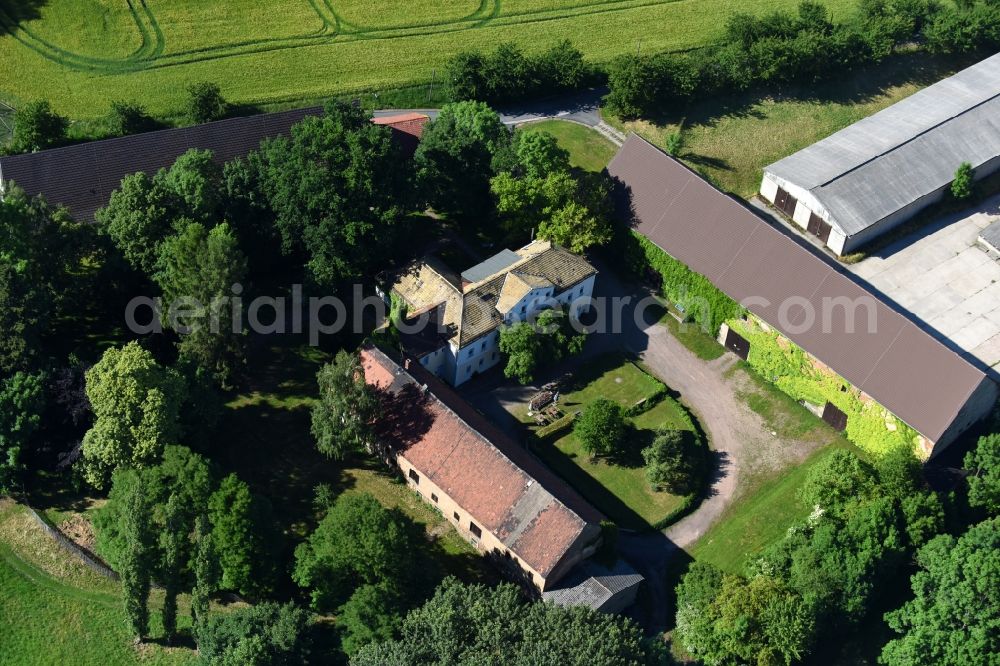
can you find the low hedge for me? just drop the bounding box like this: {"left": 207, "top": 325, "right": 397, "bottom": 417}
{"left": 729, "top": 318, "right": 920, "bottom": 457}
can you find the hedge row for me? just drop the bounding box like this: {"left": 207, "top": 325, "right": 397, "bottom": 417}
{"left": 622, "top": 231, "right": 743, "bottom": 334}
{"left": 444, "top": 40, "right": 595, "bottom": 106}
{"left": 605, "top": 0, "right": 1000, "bottom": 119}
{"left": 729, "top": 318, "right": 920, "bottom": 457}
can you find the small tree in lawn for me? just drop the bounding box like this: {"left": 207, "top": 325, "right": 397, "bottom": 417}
{"left": 186, "top": 82, "right": 228, "bottom": 124}
{"left": 107, "top": 100, "right": 156, "bottom": 137}
{"left": 951, "top": 162, "right": 975, "bottom": 200}
{"left": 643, "top": 428, "right": 705, "bottom": 495}
{"left": 574, "top": 399, "right": 627, "bottom": 459}
{"left": 311, "top": 350, "right": 379, "bottom": 461}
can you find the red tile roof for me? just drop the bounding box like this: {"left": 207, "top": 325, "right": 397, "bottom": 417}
{"left": 373, "top": 113, "right": 429, "bottom": 157}
{"left": 361, "top": 346, "right": 601, "bottom": 580}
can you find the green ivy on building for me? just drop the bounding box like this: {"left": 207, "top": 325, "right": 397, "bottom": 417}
{"left": 622, "top": 232, "right": 744, "bottom": 333}
{"left": 729, "top": 318, "right": 920, "bottom": 457}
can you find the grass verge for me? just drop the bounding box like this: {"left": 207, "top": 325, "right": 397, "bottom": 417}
{"left": 519, "top": 119, "right": 617, "bottom": 172}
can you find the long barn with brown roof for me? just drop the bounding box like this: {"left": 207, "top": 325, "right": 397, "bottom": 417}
{"left": 608, "top": 134, "right": 997, "bottom": 457}
{"left": 361, "top": 345, "right": 603, "bottom": 591}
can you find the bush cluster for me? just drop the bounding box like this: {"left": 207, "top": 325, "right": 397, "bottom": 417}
{"left": 605, "top": 0, "right": 1000, "bottom": 119}
{"left": 445, "top": 40, "right": 594, "bottom": 105}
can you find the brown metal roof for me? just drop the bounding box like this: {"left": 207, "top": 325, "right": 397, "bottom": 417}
{"left": 0, "top": 107, "right": 427, "bottom": 222}
{"left": 607, "top": 134, "right": 989, "bottom": 442}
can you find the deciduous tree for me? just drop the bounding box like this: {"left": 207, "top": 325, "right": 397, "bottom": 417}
{"left": 574, "top": 399, "right": 627, "bottom": 459}
{"left": 0, "top": 371, "right": 45, "bottom": 491}
{"left": 951, "top": 161, "right": 975, "bottom": 199}
{"left": 965, "top": 433, "right": 1000, "bottom": 515}
{"left": 293, "top": 492, "right": 415, "bottom": 612}
{"left": 643, "top": 428, "right": 705, "bottom": 495}
{"left": 881, "top": 517, "right": 1000, "bottom": 665}
{"left": 186, "top": 82, "right": 228, "bottom": 124}
{"left": 12, "top": 100, "right": 67, "bottom": 153}
{"left": 80, "top": 342, "right": 185, "bottom": 488}
{"left": 498, "top": 321, "right": 543, "bottom": 384}
{"left": 154, "top": 221, "right": 248, "bottom": 387}
{"left": 197, "top": 602, "right": 313, "bottom": 666}
{"left": 117, "top": 469, "right": 155, "bottom": 641}
{"left": 310, "top": 351, "right": 379, "bottom": 461}
{"left": 208, "top": 473, "right": 280, "bottom": 597}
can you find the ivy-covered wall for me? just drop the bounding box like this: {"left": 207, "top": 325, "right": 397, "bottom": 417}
{"left": 623, "top": 232, "right": 744, "bottom": 333}
{"left": 728, "top": 317, "right": 922, "bottom": 458}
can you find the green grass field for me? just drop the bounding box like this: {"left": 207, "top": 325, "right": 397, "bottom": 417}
{"left": 520, "top": 120, "right": 617, "bottom": 172}
{"left": 0, "top": 0, "right": 859, "bottom": 120}
{"left": 0, "top": 500, "right": 199, "bottom": 665}
{"left": 524, "top": 354, "right": 696, "bottom": 530}
{"left": 609, "top": 51, "right": 967, "bottom": 197}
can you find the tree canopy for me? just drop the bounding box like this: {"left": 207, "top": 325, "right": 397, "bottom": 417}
{"left": 882, "top": 517, "right": 1000, "bottom": 665}
{"left": 80, "top": 342, "right": 186, "bottom": 488}
{"left": 208, "top": 473, "right": 281, "bottom": 597}
{"left": 11, "top": 100, "right": 67, "bottom": 153}
{"left": 197, "top": 602, "right": 313, "bottom": 666}
{"left": 293, "top": 492, "right": 417, "bottom": 613}
{"left": 0, "top": 371, "right": 45, "bottom": 491}
{"left": 642, "top": 428, "right": 705, "bottom": 495}
{"left": 414, "top": 101, "right": 511, "bottom": 219}
{"left": 154, "top": 220, "right": 248, "bottom": 387}
{"left": 965, "top": 433, "right": 1000, "bottom": 515}
{"left": 351, "top": 577, "right": 661, "bottom": 666}
{"left": 250, "top": 101, "right": 411, "bottom": 287}
{"left": 310, "top": 351, "right": 379, "bottom": 461}
{"left": 574, "top": 399, "right": 628, "bottom": 459}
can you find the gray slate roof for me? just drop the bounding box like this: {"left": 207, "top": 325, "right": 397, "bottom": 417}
{"left": 609, "top": 135, "right": 989, "bottom": 443}
{"left": 461, "top": 249, "right": 522, "bottom": 283}
{"left": 765, "top": 52, "right": 1000, "bottom": 237}
{"left": 542, "top": 559, "right": 644, "bottom": 611}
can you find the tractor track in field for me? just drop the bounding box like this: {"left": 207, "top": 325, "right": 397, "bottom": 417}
{"left": 0, "top": 0, "right": 689, "bottom": 75}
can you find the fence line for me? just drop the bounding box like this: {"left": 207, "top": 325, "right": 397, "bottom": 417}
{"left": 24, "top": 504, "right": 120, "bottom": 581}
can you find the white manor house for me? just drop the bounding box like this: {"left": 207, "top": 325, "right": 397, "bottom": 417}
{"left": 389, "top": 240, "right": 597, "bottom": 386}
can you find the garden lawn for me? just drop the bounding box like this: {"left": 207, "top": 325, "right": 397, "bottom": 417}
{"left": 528, "top": 354, "right": 699, "bottom": 530}
{"left": 557, "top": 353, "right": 664, "bottom": 413}
{"left": 0, "top": 0, "right": 859, "bottom": 120}
{"left": 520, "top": 120, "right": 616, "bottom": 172}
{"left": 608, "top": 51, "right": 968, "bottom": 198}
{"left": 689, "top": 441, "right": 859, "bottom": 573}
{"left": 0, "top": 500, "right": 199, "bottom": 665}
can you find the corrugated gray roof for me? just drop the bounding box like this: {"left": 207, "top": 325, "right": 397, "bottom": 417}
{"left": 609, "top": 134, "right": 989, "bottom": 443}
{"left": 765, "top": 52, "right": 1000, "bottom": 236}
{"left": 461, "top": 249, "right": 522, "bottom": 283}
{"left": 980, "top": 219, "right": 1000, "bottom": 249}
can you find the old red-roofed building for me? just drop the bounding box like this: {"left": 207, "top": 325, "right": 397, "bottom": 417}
{"left": 361, "top": 345, "right": 603, "bottom": 591}
{"left": 373, "top": 112, "right": 429, "bottom": 157}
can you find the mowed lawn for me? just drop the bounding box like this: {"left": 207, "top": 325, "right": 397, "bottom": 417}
{"left": 0, "top": 500, "right": 199, "bottom": 665}
{"left": 0, "top": 0, "right": 859, "bottom": 119}
{"left": 689, "top": 441, "right": 861, "bottom": 573}
{"left": 520, "top": 120, "right": 617, "bottom": 172}
{"left": 527, "top": 354, "right": 697, "bottom": 530}
{"left": 609, "top": 51, "right": 968, "bottom": 197}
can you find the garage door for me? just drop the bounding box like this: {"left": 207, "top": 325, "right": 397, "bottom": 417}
{"left": 808, "top": 213, "right": 833, "bottom": 244}
{"left": 822, "top": 402, "right": 848, "bottom": 431}
{"left": 724, "top": 329, "right": 750, "bottom": 360}
{"left": 774, "top": 188, "right": 798, "bottom": 217}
